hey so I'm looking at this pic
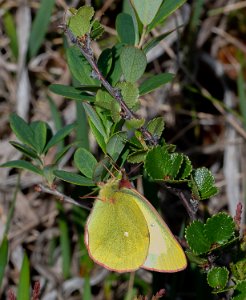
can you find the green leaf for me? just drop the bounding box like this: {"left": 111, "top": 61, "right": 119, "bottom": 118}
{"left": 98, "top": 49, "right": 112, "bottom": 77}
{"left": 144, "top": 146, "right": 183, "bottom": 180}
{"left": 9, "top": 113, "right": 35, "bottom": 149}
{"left": 57, "top": 202, "right": 71, "bottom": 279}
{"left": 231, "top": 258, "right": 246, "bottom": 281}
{"left": 92, "top": 157, "right": 112, "bottom": 183}
{"left": 88, "top": 120, "right": 107, "bottom": 153}
{"left": 0, "top": 160, "right": 43, "bottom": 175}
{"left": 0, "top": 236, "right": 8, "bottom": 289}
{"left": 54, "top": 144, "right": 75, "bottom": 164}
{"left": 120, "top": 46, "right": 147, "bottom": 82}
{"left": 116, "top": 13, "right": 136, "bottom": 45}
{"left": 3, "top": 12, "right": 18, "bottom": 59}
{"left": 148, "top": 0, "right": 187, "bottom": 31}
{"left": 146, "top": 117, "right": 165, "bottom": 139}
{"left": 17, "top": 253, "right": 30, "bottom": 300}
{"left": 139, "top": 73, "right": 174, "bottom": 95}
{"left": 127, "top": 150, "right": 147, "bottom": 163}
{"left": 83, "top": 103, "right": 107, "bottom": 139}
{"left": 30, "top": 121, "right": 47, "bottom": 154}
{"left": 83, "top": 276, "right": 92, "bottom": 300}
{"left": 185, "top": 250, "right": 208, "bottom": 266}
{"left": 49, "top": 84, "right": 95, "bottom": 102}
{"left": 66, "top": 46, "right": 100, "bottom": 86}
{"left": 44, "top": 123, "right": 75, "bottom": 153}
{"left": 125, "top": 118, "right": 145, "bottom": 130}
{"left": 95, "top": 89, "right": 114, "bottom": 110}
{"left": 108, "top": 43, "right": 124, "bottom": 86}
{"left": 116, "top": 82, "right": 139, "bottom": 108}
{"left": 68, "top": 6, "right": 94, "bottom": 37}
{"left": 185, "top": 220, "right": 211, "bottom": 255}
{"left": 176, "top": 155, "right": 192, "bottom": 179}
{"left": 54, "top": 170, "right": 95, "bottom": 186}
{"left": 9, "top": 141, "right": 39, "bottom": 160}
{"left": 143, "top": 29, "right": 177, "bottom": 54}
{"left": 106, "top": 132, "right": 127, "bottom": 160}
{"left": 233, "top": 280, "right": 246, "bottom": 300}
{"left": 28, "top": 0, "right": 55, "bottom": 58}
{"left": 132, "top": 0, "right": 163, "bottom": 25}
{"left": 205, "top": 212, "right": 235, "bottom": 245}
{"left": 74, "top": 148, "right": 97, "bottom": 178}
{"left": 90, "top": 20, "right": 104, "bottom": 40}
{"left": 207, "top": 267, "right": 229, "bottom": 290}
{"left": 189, "top": 167, "right": 219, "bottom": 200}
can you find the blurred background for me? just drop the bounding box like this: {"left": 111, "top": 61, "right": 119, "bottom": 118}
{"left": 0, "top": 0, "right": 246, "bottom": 299}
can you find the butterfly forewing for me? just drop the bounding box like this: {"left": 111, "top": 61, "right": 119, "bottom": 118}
{"left": 85, "top": 189, "right": 149, "bottom": 272}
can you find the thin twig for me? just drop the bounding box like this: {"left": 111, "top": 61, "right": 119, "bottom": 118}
{"left": 64, "top": 27, "right": 157, "bottom": 146}
{"left": 163, "top": 184, "right": 199, "bottom": 221}
{"left": 36, "top": 184, "right": 90, "bottom": 210}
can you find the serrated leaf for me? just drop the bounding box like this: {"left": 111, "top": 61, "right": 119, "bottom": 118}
{"left": 98, "top": 49, "right": 112, "bottom": 77}
{"left": 9, "top": 113, "right": 35, "bottom": 149}
{"left": 49, "top": 84, "right": 95, "bottom": 102}
{"left": 17, "top": 253, "right": 30, "bottom": 300}
{"left": 139, "top": 73, "right": 174, "bottom": 95}
{"left": 127, "top": 150, "right": 147, "bottom": 163}
{"left": 189, "top": 167, "right": 219, "bottom": 200}
{"left": 120, "top": 46, "right": 147, "bottom": 82}
{"left": 0, "top": 160, "right": 43, "bottom": 175}
{"left": 54, "top": 170, "right": 95, "bottom": 186}
{"left": 10, "top": 141, "right": 39, "bottom": 160}
{"left": 205, "top": 212, "right": 235, "bottom": 245}
{"left": 145, "top": 146, "right": 183, "bottom": 180}
{"left": 132, "top": 0, "right": 162, "bottom": 25}
{"left": 106, "top": 132, "right": 127, "bottom": 160}
{"left": 207, "top": 267, "right": 229, "bottom": 289}
{"left": 146, "top": 117, "right": 165, "bottom": 139}
{"left": 0, "top": 236, "right": 8, "bottom": 289}
{"left": 233, "top": 280, "right": 246, "bottom": 300}
{"left": 116, "top": 81, "right": 139, "bottom": 109}
{"left": 176, "top": 155, "right": 192, "bottom": 179}
{"left": 90, "top": 20, "right": 104, "bottom": 40}
{"left": 30, "top": 121, "right": 47, "bottom": 154}
{"left": 68, "top": 6, "right": 94, "bottom": 37}
{"left": 185, "top": 220, "right": 211, "bottom": 255}
{"left": 66, "top": 46, "right": 100, "bottom": 86}
{"left": 148, "top": 0, "right": 186, "bottom": 31}
{"left": 44, "top": 123, "right": 75, "bottom": 152}
{"left": 125, "top": 118, "right": 145, "bottom": 130}
{"left": 116, "top": 13, "right": 136, "bottom": 45}
{"left": 74, "top": 148, "right": 97, "bottom": 178}
{"left": 231, "top": 258, "right": 246, "bottom": 281}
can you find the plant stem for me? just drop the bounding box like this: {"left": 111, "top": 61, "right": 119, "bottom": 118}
{"left": 36, "top": 184, "right": 90, "bottom": 210}
{"left": 64, "top": 27, "right": 157, "bottom": 146}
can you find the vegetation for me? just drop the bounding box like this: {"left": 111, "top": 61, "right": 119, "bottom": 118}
{"left": 0, "top": 0, "right": 246, "bottom": 299}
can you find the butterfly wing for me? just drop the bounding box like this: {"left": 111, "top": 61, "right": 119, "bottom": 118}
{"left": 85, "top": 191, "right": 149, "bottom": 273}
{"left": 122, "top": 188, "right": 187, "bottom": 272}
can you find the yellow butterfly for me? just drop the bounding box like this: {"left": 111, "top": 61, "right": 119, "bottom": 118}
{"left": 84, "top": 177, "right": 187, "bottom": 273}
